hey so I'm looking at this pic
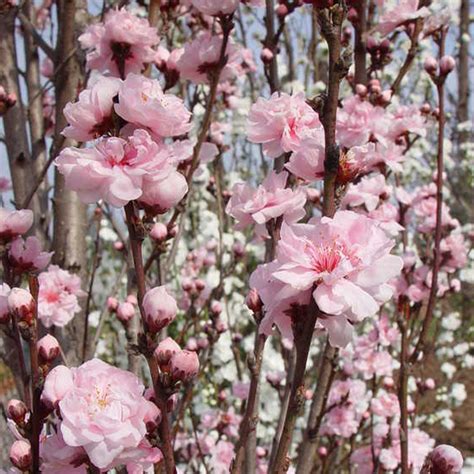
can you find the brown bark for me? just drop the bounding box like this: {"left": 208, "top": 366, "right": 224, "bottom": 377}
{"left": 0, "top": 6, "right": 43, "bottom": 225}
{"left": 52, "top": 0, "right": 89, "bottom": 365}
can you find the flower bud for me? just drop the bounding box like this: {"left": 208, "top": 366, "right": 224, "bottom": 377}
{"left": 126, "top": 294, "right": 138, "bottom": 305}
{"left": 355, "top": 84, "right": 367, "bottom": 97}
{"left": 428, "top": 445, "right": 463, "bottom": 473}
{"left": 246, "top": 288, "right": 263, "bottom": 314}
{"left": 142, "top": 286, "right": 177, "bottom": 333}
{"left": 37, "top": 334, "right": 60, "bottom": 364}
{"left": 150, "top": 222, "right": 168, "bottom": 242}
{"left": 10, "top": 440, "right": 32, "bottom": 471}
{"left": 116, "top": 302, "right": 135, "bottom": 324}
{"left": 195, "top": 279, "right": 206, "bottom": 292}
{"left": 7, "top": 399, "right": 28, "bottom": 424}
{"left": 41, "top": 365, "right": 74, "bottom": 409}
{"left": 185, "top": 337, "right": 198, "bottom": 351}
{"left": 424, "top": 56, "right": 438, "bottom": 76}
{"left": 7, "top": 288, "right": 35, "bottom": 325}
{"left": 114, "top": 241, "right": 124, "bottom": 251}
{"left": 210, "top": 300, "right": 223, "bottom": 316}
{"left": 318, "top": 446, "right": 328, "bottom": 457}
{"left": 260, "top": 48, "right": 274, "bottom": 64}
{"left": 424, "top": 378, "right": 436, "bottom": 390}
{"left": 0, "top": 283, "right": 11, "bottom": 324}
{"left": 107, "top": 296, "right": 119, "bottom": 312}
{"left": 144, "top": 400, "right": 162, "bottom": 432}
{"left": 154, "top": 337, "right": 181, "bottom": 366}
{"left": 276, "top": 4, "right": 288, "bottom": 17}
{"left": 170, "top": 350, "right": 200, "bottom": 382}
{"left": 439, "top": 55, "right": 456, "bottom": 76}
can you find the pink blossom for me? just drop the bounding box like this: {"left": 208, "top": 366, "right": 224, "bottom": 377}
{"left": 49, "top": 358, "right": 159, "bottom": 469}
{"left": 285, "top": 131, "right": 326, "bottom": 182}
{"left": 247, "top": 92, "right": 322, "bottom": 158}
{"left": 138, "top": 169, "right": 188, "bottom": 214}
{"left": 388, "top": 105, "right": 427, "bottom": 141}
{"left": 56, "top": 129, "right": 182, "bottom": 208}
{"left": 40, "top": 431, "right": 87, "bottom": 474}
{"left": 341, "top": 174, "right": 392, "bottom": 212}
{"left": 226, "top": 170, "right": 307, "bottom": 238}
{"left": 336, "top": 96, "right": 388, "bottom": 148}
{"left": 38, "top": 265, "right": 85, "bottom": 328}
{"left": 79, "top": 8, "right": 159, "bottom": 77}
{"left": 370, "top": 391, "right": 400, "bottom": 418}
{"left": 192, "top": 0, "right": 239, "bottom": 15}
{"left": 257, "top": 211, "right": 403, "bottom": 347}
{"left": 62, "top": 76, "right": 121, "bottom": 142}
{"left": 210, "top": 440, "right": 235, "bottom": 474}
{"left": 114, "top": 74, "right": 192, "bottom": 138}
{"left": 8, "top": 236, "right": 52, "bottom": 273}
{"left": 368, "top": 202, "right": 404, "bottom": 236}
{"left": 0, "top": 208, "right": 33, "bottom": 242}
{"left": 376, "top": 0, "right": 430, "bottom": 36}
{"left": 177, "top": 32, "right": 242, "bottom": 84}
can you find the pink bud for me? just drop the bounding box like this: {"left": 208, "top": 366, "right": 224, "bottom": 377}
{"left": 256, "top": 446, "right": 266, "bottom": 457}
{"left": 41, "top": 365, "right": 74, "bottom": 408}
{"left": 170, "top": 350, "right": 200, "bottom": 382}
{"left": 126, "top": 294, "right": 138, "bottom": 305}
{"left": 355, "top": 84, "right": 367, "bottom": 97}
{"left": 144, "top": 400, "right": 162, "bottom": 432}
{"left": 143, "top": 286, "right": 177, "bottom": 333}
{"left": 195, "top": 279, "right": 206, "bottom": 292}
{"left": 7, "top": 288, "right": 35, "bottom": 325}
{"left": 107, "top": 296, "right": 119, "bottom": 311}
{"left": 154, "top": 337, "right": 181, "bottom": 366}
{"left": 318, "top": 446, "right": 328, "bottom": 457}
{"left": 116, "top": 302, "right": 135, "bottom": 324}
{"left": 276, "top": 4, "right": 288, "bottom": 17}
{"left": 185, "top": 337, "right": 198, "bottom": 351}
{"left": 429, "top": 445, "right": 463, "bottom": 473}
{"left": 383, "top": 376, "right": 394, "bottom": 388}
{"left": 261, "top": 48, "right": 274, "bottom": 63}
{"left": 7, "top": 399, "right": 28, "bottom": 424}
{"left": 37, "top": 334, "right": 60, "bottom": 364}
{"left": 420, "top": 103, "right": 431, "bottom": 114}
{"left": 197, "top": 337, "right": 209, "bottom": 349}
{"left": 232, "top": 241, "right": 245, "bottom": 258}
{"left": 114, "top": 241, "right": 125, "bottom": 251}
{"left": 424, "top": 378, "right": 436, "bottom": 390}
{"left": 439, "top": 55, "right": 456, "bottom": 76}
{"left": 246, "top": 288, "right": 263, "bottom": 313}
{"left": 210, "top": 300, "right": 223, "bottom": 316}
{"left": 10, "top": 440, "right": 32, "bottom": 470}
{"left": 0, "top": 283, "right": 11, "bottom": 324}
{"left": 150, "top": 222, "right": 168, "bottom": 242}
{"left": 347, "top": 7, "right": 358, "bottom": 23}
{"left": 424, "top": 56, "right": 439, "bottom": 76}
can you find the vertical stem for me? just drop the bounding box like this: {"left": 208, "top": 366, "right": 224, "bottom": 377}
{"left": 353, "top": 0, "right": 367, "bottom": 85}
{"left": 410, "top": 30, "right": 447, "bottom": 363}
{"left": 124, "top": 203, "right": 175, "bottom": 474}
{"left": 28, "top": 275, "right": 42, "bottom": 474}
{"left": 265, "top": 0, "right": 280, "bottom": 93}
{"left": 398, "top": 300, "right": 410, "bottom": 474}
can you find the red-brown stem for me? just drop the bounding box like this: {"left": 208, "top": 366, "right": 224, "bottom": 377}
{"left": 296, "top": 342, "right": 338, "bottom": 473}
{"left": 353, "top": 0, "right": 367, "bottom": 86}
{"left": 398, "top": 298, "right": 410, "bottom": 474}
{"left": 410, "top": 30, "right": 447, "bottom": 364}
{"left": 28, "top": 275, "right": 42, "bottom": 473}
{"left": 274, "top": 5, "right": 347, "bottom": 471}
{"left": 231, "top": 332, "right": 267, "bottom": 473}
{"left": 124, "top": 202, "right": 175, "bottom": 474}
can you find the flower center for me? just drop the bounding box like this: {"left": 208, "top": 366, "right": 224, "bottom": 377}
{"left": 305, "top": 239, "right": 344, "bottom": 274}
